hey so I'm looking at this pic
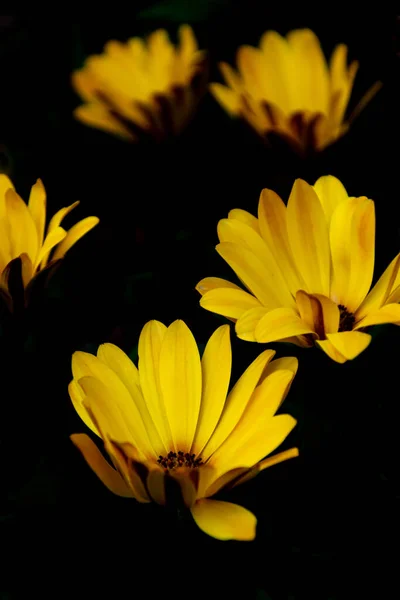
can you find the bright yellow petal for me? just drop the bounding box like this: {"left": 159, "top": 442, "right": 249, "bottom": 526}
{"left": 255, "top": 307, "right": 315, "bottom": 343}
{"left": 200, "top": 287, "right": 262, "bottom": 320}
{"left": 34, "top": 227, "right": 67, "bottom": 270}
{"left": 28, "top": 179, "right": 47, "bottom": 248}
{"left": 228, "top": 208, "right": 260, "bottom": 234}
{"left": 105, "top": 441, "right": 150, "bottom": 503}
{"left": 70, "top": 433, "right": 135, "bottom": 498}
{"left": 191, "top": 499, "right": 256, "bottom": 541}
{"left": 138, "top": 320, "right": 174, "bottom": 452}
{"left": 178, "top": 24, "right": 198, "bottom": 63}
{"left": 296, "top": 290, "right": 339, "bottom": 336}
{"left": 313, "top": 175, "right": 349, "bottom": 224}
{"left": 5, "top": 189, "right": 38, "bottom": 263}
{"left": 329, "top": 44, "right": 356, "bottom": 124}
{"left": 325, "top": 331, "right": 371, "bottom": 360}
{"left": 46, "top": 201, "right": 80, "bottom": 234}
{"left": 329, "top": 196, "right": 375, "bottom": 312}
{"left": 287, "top": 179, "right": 331, "bottom": 295}
{"left": 354, "top": 303, "right": 400, "bottom": 328}
{"left": 51, "top": 216, "right": 99, "bottom": 261}
{"left": 235, "top": 306, "right": 270, "bottom": 341}
{"left": 231, "top": 447, "right": 300, "bottom": 488}
{"left": 0, "top": 174, "right": 14, "bottom": 197}
{"left": 196, "top": 276, "right": 243, "bottom": 296}
{"left": 191, "top": 325, "right": 231, "bottom": 455}
{"left": 202, "top": 349, "right": 275, "bottom": 459}
{"left": 315, "top": 338, "right": 347, "bottom": 363}
{"left": 158, "top": 320, "right": 202, "bottom": 451}
{"left": 68, "top": 379, "right": 99, "bottom": 436}
{"left": 355, "top": 253, "right": 400, "bottom": 321}
{"left": 209, "top": 83, "right": 240, "bottom": 116}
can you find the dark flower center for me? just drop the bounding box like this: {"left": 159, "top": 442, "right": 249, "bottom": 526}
{"left": 157, "top": 451, "right": 203, "bottom": 470}
{"left": 338, "top": 304, "right": 355, "bottom": 332}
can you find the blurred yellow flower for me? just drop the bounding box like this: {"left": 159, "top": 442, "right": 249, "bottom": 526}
{"left": 69, "top": 320, "right": 298, "bottom": 541}
{"left": 197, "top": 176, "right": 400, "bottom": 363}
{"left": 72, "top": 25, "right": 207, "bottom": 141}
{"left": 210, "top": 29, "right": 381, "bottom": 153}
{"left": 0, "top": 174, "right": 99, "bottom": 309}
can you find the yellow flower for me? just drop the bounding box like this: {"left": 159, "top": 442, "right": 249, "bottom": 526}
{"left": 196, "top": 176, "right": 400, "bottom": 363}
{"left": 69, "top": 320, "right": 298, "bottom": 541}
{"left": 210, "top": 29, "right": 381, "bottom": 154}
{"left": 72, "top": 25, "right": 207, "bottom": 142}
{"left": 0, "top": 174, "right": 99, "bottom": 308}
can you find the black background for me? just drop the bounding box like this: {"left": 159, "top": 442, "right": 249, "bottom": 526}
{"left": 0, "top": 4, "right": 399, "bottom": 599}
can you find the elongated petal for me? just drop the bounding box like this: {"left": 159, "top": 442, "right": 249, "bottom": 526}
{"left": 192, "top": 325, "right": 231, "bottom": 455}
{"left": 74, "top": 103, "right": 135, "bottom": 139}
{"left": 138, "top": 320, "right": 174, "bottom": 451}
{"left": 202, "top": 349, "right": 275, "bottom": 459}
{"left": 28, "top": 179, "right": 47, "bottom": 248}
{"left": 159, "top": 320, "right": 202, "bottom": 451}
{"left": 315, "top": 338, "right": 347, "bottom": 363}
{"left": 355, "top": 254, "right": 400, "bottom": 321}
{"left": 196, "top": 276, "right": 243, "bottom": 296}
{"left": 235, "top": 306, "right": 270, "bottom": 341}
{"left": 287, "top": 179, "right": 331, "bottom": 296}
{"left": 70, "top": 434, "right": 135, "bottom": 498}
{"left": 255, "top": 307, "right": 315, "bottom": 343}
{"left": 191, "top": 499, "right": 256, "bottom": 541}
{"left": 325, "top": 331, "right": 371, "bottom": 360}
{"left": 106, "top": 441, "right": 150, "bottom": 503}
{"left": 354, "top": 304, "right": 400, "bottom": 328}
{"left": 231, "top": 448, "right": 300, "bottom": 488}
{"left": 200, "top": 287, "right": 262, "bottom": 320}
{"left": 313, "top": 175, "right": 349, "bottom": 225}
{"left": 34, "top": 227, "right": 67, "bottom": 270}
{"left": 5, "top": 189, "right": 38, "bottom": 263}
{"left": 228, "top": 208, "right": 260, "bottom": 233}
{"left": 329, "top": 196, "right": 375, "bottom": 312}
{"left": 68, "top": 379, "right": 99, "bottom": 435}
{"left": 46, "top": 201, "right": 80, "bottom": 236}
{"left": 51, "top": 216, "right": 99, "bottom": 261}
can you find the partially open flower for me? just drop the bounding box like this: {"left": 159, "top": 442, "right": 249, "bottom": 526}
{"left": 0, "top": 174, "right": 99, "bottom": 311}
{"left": 70, "top": 320, "right": 298, "bottom": 541}
{"left": 72, "top": 25, "right": 207, "bottom": 142}
{"left": 210, "top": 29, "right": 381, "bottom": 154}
{"left": 197, "top": 175, "right": 400, "bottom": 363}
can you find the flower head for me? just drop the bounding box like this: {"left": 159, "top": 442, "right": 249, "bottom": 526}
{"left": 69, "top": 320, "right": 298, "bottom": 541}
{"left": 210, "top": 29, "right": 381, "bottom": 154}
{"left": 196, "top": 176, "right": 400, "bottom": 363}
{"left": 72, "top": 25, "right": 207, "bottom": 142}
{"left": 0, "top": 174, "right": 99, "bottom": 309}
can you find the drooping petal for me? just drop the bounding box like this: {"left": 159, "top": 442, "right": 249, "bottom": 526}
{"left": 235, "top": 306, "right": 269, "bottom": 341}
{"left": 315, "top": 338, "right": 347, "bottom": 363}
{"left": 106, "top": 440, "right": 150, "bottom": 502}
{"left": 255, "top": 307, "right": 316, "bottom": 343}
{"left": 287, "top": 179, "right": 331, "bottom": 295}
{"left": 355, "top": 254, "right": 400, "bottom": 321}
{"left": 70, "top": 434, "right": 135, "bottom": 498}
{"left": 325, "top": 331, "right": 372, "bottom": 360}
{"left": 5, "top": 189, "right": 38, "bottom": 263}
{"left": 191, "top": 499, "right": 256, "bottom": 541}
{"left": 354, "top": 304, "right": 400, "bottom": 328}
{"left": 68, "top": 379, "right": 99, "bottom": 435}
{"left": 200, "top": 287, "right": 262, "bottom": 320}
{"left": 191, "top": 325, "right": 231, "bottom": 455}
{"left": 158, "top": 320, "right": 202, "bottom": 451}
{"left": 202, "top": 349, "right": 275, "bottom": 459}
{"left": 196, "top": 276, "right": 243, "bottom": 296}
{"left": 146, "top": 467, "right": 166, "bottom": 505}
{"left": 313, "top": 175, "right": 349, "bottom": 225}
{"left": 28, "top": 179, "right": 47, "bottom": 248}
{"left": 51, "top": 216, "right": 99, "bottom": 261}
{"left": 231, "top": 447, "right": 300, "bottom": 489}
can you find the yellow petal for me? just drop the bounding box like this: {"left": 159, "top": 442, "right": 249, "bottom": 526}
{"left": 70, "top": 434, "right": 135, "bottom": 498}
{"left": 255, "top": 307, "right": 315, "bottom": 343}
{"left": 138, "top": 320, "right": 174, "bottom": 452}
{"left": 355, "top": 253, "right": 400, "bottom": 321}
{"left": 146, "top": 467, "right": 166, "bottom": 505}
{"left": 329, "top": 44, "right": 355, "bottom": 124}
{"left": 259, "top": 31, "right": 294, "bottom": 114}
{"left": 258, "top": 188, "right": 303, "bottom": 294}
{"left": 325, "top": 331, "right": 371, "bottom": 360}
{"left": 200, "top": 287, "right": 262, "bottom": 320}
{"left": 313, "top": 175, "right": 349, "bottom": 224}
{"left": 235, "top": 306, "right": 269, "bottom": 341}
{"left": 34, "top": 227, "right": 67, "bottom": 270}
{"left": 216, "top": 242, "right": 288, "bottom": 309}
{"left": 5, "top": 188, "right": 38, "bottom": 263}
{"left": 51, "top": 216, "right": 99, "bottom": 261}
{"left": 210, "top": 83, "right": 241, "bottom": 116}
{"left": 354, "top": 303, "right": 400, "bottom": 328}
{"left": 46, "top": 201, "right": 80, "bottom": 234}
{"left": 97, "top": 343, "right": 166, "bottom": 455}
{"left": 158, "top": 320, "right": 202, "bottom": 451}
{"left": 296, "top": 290, "right": 339, "bottom": 336}
{"left": 329, "top": 196, "right": 375, "bottom": 312}
{"left": 231, "top": 447, "right": 300, "bottom": 488}
{"left": 168, "top": 467, "right": 198, "bottom": 508}
{"left": 0, "top": 173, "right": 14, "bottom": 197}
{"left": 74, "top": 103, "right": 136, "bottom": 140}
{"left": 287, "top": 179, "right": 331, "bottom": 295}
{"left": 178, "top": 24, "right": 198, "bottom": 63}
{"left": 202, "top": 349, "right": 275, "bottom": 459}
{"left": 191, "top": 325, "right": 231, "bottom": 455}
{"left": 191, "top": 499, "right": 256, "bottom": 541}
{"left": 219, "top": 61, "right": 242, "bottom": 92}
{"left": 28, "top": 179, "right": 47, "bottom": 248}
{"left": 68, "top": 379, "right": 99, "bottom": 436}
{"left": 228, "top": 208, "right": 260, "bottom": 234}
{"left": 196, "top": 276, "right": 243, "bottom": 296}
{"left": 106, "top": 441, "right": 150, "bottom": 503}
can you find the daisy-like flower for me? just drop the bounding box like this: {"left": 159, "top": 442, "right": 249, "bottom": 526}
{"left": 0, "top": 174, "right": 99, "bottom": 310}
{"left": 72, "top": 25, "right": 207, "bottom": 142}
{"left": 69, "top": 320, "right": 298, "bottom": 541}
{"left": 210, "top": 28, "right": 381, "bottom": 154}
{"left": 196, "top": 176, "right": 400, "bottom": 364}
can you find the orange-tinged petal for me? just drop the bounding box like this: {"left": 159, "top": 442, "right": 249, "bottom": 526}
{"left": 355, "top": 254, "right": 400, "bottom": 321}
{"left": 196, "top": 276, "right": 243, "bottom": 296}
{"left": 5, "top": 189, "right": 38, "bottom": 263}
{"left": 28, "top": 179, "right": 47, "bottom": 248}
{"left": 235, "top": 306, "right": 269, "bottom": 341}
{"left": 70, "top": 433, "right": 135, "bottom": 498}
{"left": 313, "top": 175, "right": 349, "bottom": 225}
{"left": 200, "top": 287, "right": 262, "bottom": 320}
{"left": 146, "top": 467, "right": 166, "bottom": 505}
{"left": 74, "top": 103, "right": 136, "bottom": 139}
{"left": 192, "top": 325, "right": 231, "bottom": 455}
{"left": 191, "top": 499, "right": 256, "bottom": 541}
{"left": 158, "top": 320, "right": 202, "bottom": 451}
{"left": 202, "top": 349, "right": 275, "bottom": 460}
{"left": 354, "top": 303, "right": 400, "bottom": 328}
{"left": 315, "top": 338, "right": 347, "bottom": 363}
{"left": 255, "top": 307, "right": 315, "bottom": 343}
{"left": 325, "top": 331, "right": 371, "bottom": 360}
{"left": 287, "top": 179, "right": 331, "bottom": 296}
{"left": 51, "top": 216, "right": 99, "bottom": 261}
{"left": 106, "top": 441, "right": 150, "bottom": 503}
